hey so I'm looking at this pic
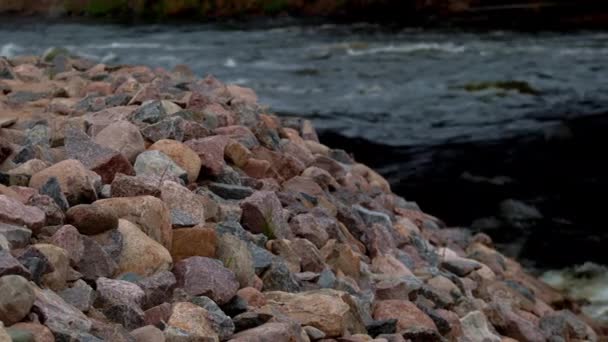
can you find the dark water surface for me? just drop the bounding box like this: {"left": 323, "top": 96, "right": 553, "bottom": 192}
{"left": 2, "top": 20, "right": 608, "bottom": 269}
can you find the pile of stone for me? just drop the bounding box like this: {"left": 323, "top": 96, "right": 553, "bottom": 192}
{"left": 0, "top": 52, "right": 602, "bottom": 341}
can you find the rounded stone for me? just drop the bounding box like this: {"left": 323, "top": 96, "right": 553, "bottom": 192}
{"left": 0, "top": 275, "right": 35, "bottom": 325}
{"left": 66, "top": 204, "right": 118, "bottom": 235}
{"left": 149, "top": 139, "right": 201, "bottom": 183}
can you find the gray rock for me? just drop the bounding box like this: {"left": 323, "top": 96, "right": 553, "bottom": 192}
{"left": 232, "top": 312, "right": 273, "bottom": 333}
{"left": 191, "top": 296, "right": 235, "bottom": 340}
{"left": 59, "top": 279, "right": 95, "bottom": 312}
{"left": 261, "top": 260, "right": 301, "bottom": 293}
{"left": 172, "top": 256, "right": 239, "bottom": 305}
{"left": 131, "top": 101, "right": 167, "bottom": 125}
{"left": 39, "top": 176, "right": 70, "bottom": 211}
{"left": 208, "top": 183, "right": 254, "bottom": 200}
{"left": 499, "top": 199, "right": 543, "bottom": 222}
{"left": 136, "top": 271, "right": 177, "bottom": 310}
{"left": 0, "top": 249, "right": 31, "bottom": 278}
{"left": 134, "top": 150, "right": 188, "bottom": 184}
{"left": 0, "top": 223, "right": 32, "bottom": 249}
{"left": 33, "top": 287, "right": 93, "bottom": 338}
{"left": 95, "top": 277, "right": 145, "bottom": 330}
{"left": 77, "top": 236, "right": 117, "bottom": 281}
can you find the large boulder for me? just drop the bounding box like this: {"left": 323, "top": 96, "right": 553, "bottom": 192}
{"left": 172, "top": 256, "right": 239, "bottom": 305}
{"left": 149, "top": 139, "right": 201, "bottom": 183}
{"left": 29, "top": 159, "right": 98, "bottom": 206}
{"left": 115, "top": 219, "right": 172, "bottom": 277}
{"left": 94, "top": 196, "right": 172, "bottom": 249}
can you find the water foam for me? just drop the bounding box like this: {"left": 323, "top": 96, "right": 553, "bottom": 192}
{"left": 0, "top": 43, "right": 22, "bottom": 57}
{"left": 346, "top": 42, "right": 466, "bottom": 56}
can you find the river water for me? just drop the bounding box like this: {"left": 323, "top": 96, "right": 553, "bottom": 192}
{"left": 2, "top": 21, "right": 608, "bottom": 274}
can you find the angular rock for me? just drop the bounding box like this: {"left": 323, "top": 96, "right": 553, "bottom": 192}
{"left": 230, "top": 322, "right": 309, "bottom": 342}
{"left": 149, "top": 139, "right": 202, "bottom": 183}
{"left": 460, "top": 311, "right": 501, "bottom": 342}
{"left": 171, "top": 226, "right": 216, "bottom": 263}
{"left": 240, "top": 191, "right": 292, "bottom": 239}
{"left": 94, "top": 196, "right": 172, "bottom": 249}
{"left": 0, "top": 275, "right": 35, "bottom": 325}
{"left": 77, "top": 235, "right": 117, "bottom": 280}
{"left": 372, "top": 300, "right": 437, "bottom": 334}
{"left": 173, "top": 256, "right": 239, "bottom": 305}
{"left": 136, "top": 271, "right": 177, "bottom": 309}
{"left": 29, "top": 159, "right": 98, "bottom": 206}
{"left": 0, "top": 195, "right": 45, "bottom": 231}
{"left": 38, "top": 176, "right": 69, "bottom": 211}
{"left": 191, "top": 296, "right": 235, "bottom": 340}
{"left": 95, "top": 277, "right": 145, "bottom": 329}
{"left": 216, "top": 233, "right": 255, "bottom": 288}
{"left": 166, "top": 302, "right": 219, "bottom": 342}
{"left": 232, "top": 311, "right": 273, "bottom": 332}
{"left": 144, "top": 302, "right": 173, "bottom": 327}
{"left": 130, "top": 100, "right": 167, "bottom": 125}
{"left": 208, "top": 182, "right": 254, "bottom": 200}
{"left": 94, "top": 120, "right": 145, "bottom": 163}
{"left": 59, "top": 279, "right": 95, "bottom": 312}
{"left": 66, "top": 203, "right": 118, "bottom": 235}
{"left": 0, "top": 223, "right": 31, "bottom": 249}
{"left": 34, "top": 243, "right": 69, "bottom": 291}
{"left": 185, "top": 135, "right": 231, "bottom": 177}
{"left": 291, "top": 238, "right": 325, "bottom": 273}
{"left": 134, "top": 150, "right": 188, "bottom": 184}
{"left": 160, "top": 181, "right": 206, "bottom": 226}
{"left": 50, "top": 224, "right": 84, "bottom": 265}
{"left": 261, "top": 260, "right": 301, "bottom": 292}
{"left": 33, "top": 287, "right": 92, "bottom": 339}
{"left": 65, "top": 128, "right": 135, "bottom": 184}
{"left": 8, "top": 323, "right": 54, "bottom": 342}
{"left": 258, "top": 290, "right": 367, "bottom": 337}
{"left": 111, "top": 173, "right": 162, "bottom": 198}
{"left": 115, "top": 219, "right": 172, "bottom": 277}
{"left": 290, "top": 213, "right": 330, "bottom": 249}
{"left": 26, "top": 194, "right": 64, "bottom": 227}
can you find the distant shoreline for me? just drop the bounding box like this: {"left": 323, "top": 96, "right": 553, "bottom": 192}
{"left": 1, "top": 0, "right": 608, "bottom": 29}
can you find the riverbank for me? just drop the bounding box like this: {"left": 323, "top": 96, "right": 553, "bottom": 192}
{"left": 2, "top": 0, "right": 608, "bottom": 28}
{"left": 0, "top": 52, "right": 605, "bottom": 340}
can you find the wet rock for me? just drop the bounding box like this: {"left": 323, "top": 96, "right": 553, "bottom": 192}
{"left": 94, "top": 120, "right": 146, "bottom": 163}
{"left": 216, "top": 233, "right": 255, "bottom": 288}
{"left": 29, "top": 159, "right": 98, "bottom": 206}
{"left": 115, "top": 219, "right": 172, "bottom": 277}
{"left": 77, "top": 235, "right": 117, "bottom": 280}
{"left": 95, "top": 196, "right": 172, "bottom": 249}
{"left": 149, "top": 139, "right": 201, "bottom": 183}
{"left": 33, "top": 286, "right": 92, "bottom": 338}
{"left": 173, "top": 256, "right": 239, "bottom": 305}
{"left": 95, "top": 277, "right": 145, "bottom": 329}
{"left": 0, "top": 223, "right": 31, "bottom": 249}
{"left": 50, "top": 224, "right": 84, "bottom": 265}
{"left": 372, "top": 300, "right": 437, "bottom": 334}
{"left": 65, "top": 128, "right": 135, "bottom": 184}
{"left": 240, "top": 191, "right": 292, "bottom": 239}
{"left": 0, "top": 195, "right": 46, "bottom": 231}
{"left": 171, "top": 226, "right": 216, "bottom": 262}
{"left": 134, "top": 150, "right": 188, "bottom": 184}
{"left": 191, "top": 296, "right": 235, "bottom": 340}
{"left": 0, "top": 275, "right": 35, "bottom": 325}
{"left": 59, "top": 279, "right": 95, "bottom": 312}
{"left": 131, "top": 325, "right": 165, "bottom": 342}
{"left": 185, "top": 135, "right": 231, "bottom": 177}
{"left": 66, "top": 203, "right": 118, "bottom": 235}
{"left": 258, "top": 290, "right": 366, "bottom": 337}
{"left": 136, "top": 271, "right": 177, "bottom": 309}
{"left": 166, "top": 302, "right": 219, "bottom": 342}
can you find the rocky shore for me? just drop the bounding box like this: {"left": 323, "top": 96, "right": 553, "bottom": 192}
{"left": 0, "top": 52, "right": 604, "bottom": 341}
